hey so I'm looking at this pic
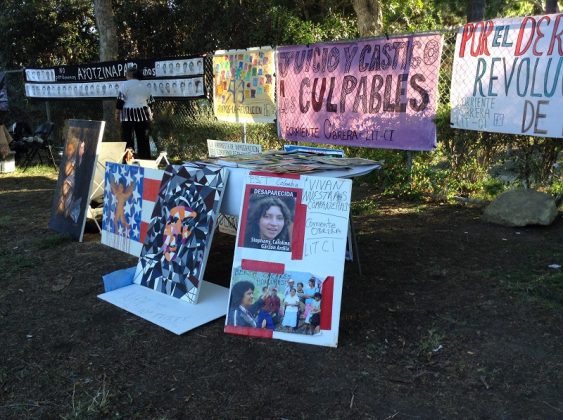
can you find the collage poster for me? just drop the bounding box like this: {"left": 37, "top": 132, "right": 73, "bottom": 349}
{"left": 450, "top": 13, "right": 563, "bottom": 138}
{"left": 48, "top": 119, "right": 105, "bottom": 241}
{"left": 225, "top": 172, "right": 352, "bottom": 347}
{"left": 276, "top": 34, "right": 444, "bottom": 151}
{"left": 213, "top": 47, "right": 276, "bottom": 123}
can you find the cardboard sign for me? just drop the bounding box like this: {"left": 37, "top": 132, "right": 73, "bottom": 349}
{"left": 101, "top": 163, "right": 164, "bottom": 256}
{"left": 207, "top": 139, "right": 262, "bottom": 158}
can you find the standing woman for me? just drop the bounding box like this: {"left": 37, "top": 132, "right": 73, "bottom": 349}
{"left": 115, "top": 66, "right": 154, "bottom": 159}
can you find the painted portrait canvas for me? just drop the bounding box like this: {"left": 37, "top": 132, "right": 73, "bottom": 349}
{"left": 133, "top": 163, "right": 228, "bottom": 303}
{"left": 101, "top": 162, "right": 164, "bottom": 256}
{"left": 48, "top": 119, "right": 105, "bottom": 241}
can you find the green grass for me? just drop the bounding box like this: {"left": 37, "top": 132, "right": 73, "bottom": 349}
{"left": 0, "top": 250, "right": 38, "bottom": 276}
{"left": 351, "top": 198, "right": 379, "bottom": 216}
{"left": 0, "top": 215, "right": 13, "bottom": 228}
{"left": 32, "top": 233, "right": 70, "bottom": 250}
{"left": 61, "top": 378, "right": 111, "bottom": 420}
{"left": 12, "top": 164, "right": 58, "bottom": 178}
{"left": 419, "top": 328, "right": 445, "bottom": 359}
{"left": 503, "top": 270, "right": 563, "bottom": 307}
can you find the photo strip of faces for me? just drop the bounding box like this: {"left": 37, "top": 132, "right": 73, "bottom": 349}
{"left": 228, "top": 272, "right": 324, "bottom": 336}
{"left": 24, "top": 57, "right": 204, "bottom": 99}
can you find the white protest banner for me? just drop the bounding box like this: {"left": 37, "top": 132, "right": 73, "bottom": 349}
{"left": 450, "top": 13, "right": 563, "bottom": 138}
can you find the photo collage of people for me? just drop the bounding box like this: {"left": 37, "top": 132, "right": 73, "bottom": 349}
{"left": 227, "top": 271, "right": 325, "bottom": 336}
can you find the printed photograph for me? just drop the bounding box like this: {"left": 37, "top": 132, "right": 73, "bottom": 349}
{"left": 240, "top": 187, "right": 298, "bottom": 252}
{"left": 226, "top": 269, "right": 327, "bottom": 336}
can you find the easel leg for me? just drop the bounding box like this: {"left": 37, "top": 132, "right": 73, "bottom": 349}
{"left": 349, "top": 215, "right": 362, "bottom": 276}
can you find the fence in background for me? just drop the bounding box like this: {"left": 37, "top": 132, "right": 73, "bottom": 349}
{"left": 3, "top": 30, "right": 458, "bottom": 153}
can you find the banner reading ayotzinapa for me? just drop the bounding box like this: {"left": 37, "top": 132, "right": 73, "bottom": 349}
{"left": 450, "top": 13, "right": 563, "bottom": 138}
{"left": 276, "top": 34, "right": 443, "bottom": 151}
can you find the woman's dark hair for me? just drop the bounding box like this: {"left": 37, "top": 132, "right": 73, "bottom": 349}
{"left": 127, "top": 66, "right": 142, "bottom": 80}
{"left": 244, "top": 195, "right": 292, "bottom": 244}
{"left": 229, "top": 280, "right": 255, "bottom": 309}
{"left": 313, "top": 292, "right": 322, "bottom": 299}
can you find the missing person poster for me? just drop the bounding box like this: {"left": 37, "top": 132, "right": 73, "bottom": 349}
{"left": 276, "top": 34, "right": 443, "bottom": 150}
{"left": 450, "top": 13, "right": 563, "bottom": 138}
{"left": 225, "top": 172, "right": 352, "bottom": 347}
{"left": 212, "top": 47, "right": 276, "bottom": 123}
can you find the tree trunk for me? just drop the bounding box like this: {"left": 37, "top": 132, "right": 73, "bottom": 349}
{"left": 93, "top": 0, "right": 120, "bottom": 141}
{"left": 352, "top": 0, "right": 383, "bottom": 38}
{"left": 467, "top": 0, "right": 486, "bottom": 23}
{"left": 545, "top": 0, "right": 559, "bottom": 13}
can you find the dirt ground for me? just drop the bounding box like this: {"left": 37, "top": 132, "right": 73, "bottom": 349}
{"left": 0, "top": 169, "right": 562, "bottom": 419}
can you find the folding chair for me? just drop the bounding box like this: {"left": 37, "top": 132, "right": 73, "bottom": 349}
{"left": 7, "top": 121, "right": 33, "bottom": 160}
{"left": 21, "top": 121, "right": 57, "bottom": 171}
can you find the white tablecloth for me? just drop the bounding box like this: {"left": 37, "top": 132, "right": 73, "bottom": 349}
{"left": 219, "top": 164, "right": 382, "bottom": 216}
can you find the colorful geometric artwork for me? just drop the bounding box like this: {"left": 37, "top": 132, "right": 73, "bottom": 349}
{"left": 101, "top": 162, "right": 164, "bottom": 256}
{"left": 225, "top": 172, "right": 352, "bottom": 347}
{"left": 48, "top": 119, "right": 105, "bottom": 241}
{"left": 133, "top": 163, "right": 228, "bottom": 303}
{"left": 213, "top": 47, "right": 276, "bottom": 123}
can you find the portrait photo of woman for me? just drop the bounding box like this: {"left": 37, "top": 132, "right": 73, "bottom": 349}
{"left": 243, "top": 194, "right": 294, "bottom": 252}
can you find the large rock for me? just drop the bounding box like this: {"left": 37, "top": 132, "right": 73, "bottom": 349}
{"left": 482, "top": 189, "right": 558, "bottom": 227}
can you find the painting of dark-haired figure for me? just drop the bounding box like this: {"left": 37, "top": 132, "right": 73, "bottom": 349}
{"left": 48, "top": 120, "right": 104, "bottom": 241}
{"left": 133, "top": 163, "right": 227, "bottom": 304}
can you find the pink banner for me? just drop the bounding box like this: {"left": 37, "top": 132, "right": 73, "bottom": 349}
{"left": 276, "top": 34, "right": 443, "bottom": 150}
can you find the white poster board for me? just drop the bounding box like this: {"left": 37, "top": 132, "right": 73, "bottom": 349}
{"left": 224, "top": 172, "right": 352, "bottom": 347}
{"left": 98, "top": 281, "right": 229, "bottom": 335}
{"left": 450, "top": 14, "right": 563, "bottom": 138}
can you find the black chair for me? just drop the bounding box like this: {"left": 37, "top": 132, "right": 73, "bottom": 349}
{"left": 8, "top": 121, "right": 33, "bottom": 160}
{"left": 20, "top": 122, "right": 57, "bottom": 171}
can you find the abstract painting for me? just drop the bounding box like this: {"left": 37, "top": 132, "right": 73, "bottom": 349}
{"left": 133, "top": 163, "right": 228, "bottom": 303}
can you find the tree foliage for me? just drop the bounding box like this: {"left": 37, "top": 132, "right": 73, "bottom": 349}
{"left": 0, "top": 0, "right": 98, "bottom": 68}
